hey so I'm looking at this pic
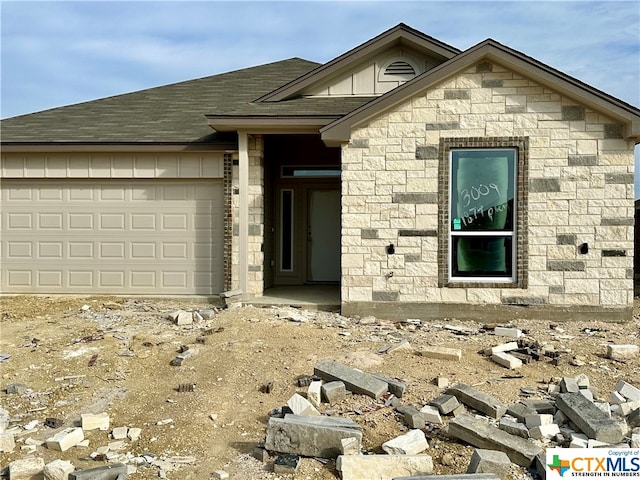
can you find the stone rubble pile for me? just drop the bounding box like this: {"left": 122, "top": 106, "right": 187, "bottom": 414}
{"left": 0, "top": 406, "right": 201, "bottom": 479}
{"left": 1, "top": 301, "right": 639, "bottom": 480}
{"left": 254, "top": 354, "right": 640, "bottom": 480}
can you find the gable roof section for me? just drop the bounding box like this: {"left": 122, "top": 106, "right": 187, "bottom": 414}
{"left": 321, "top": 39, "right": 640, "bottom": 144}
{"left": 1, "top": 58, "right": 319, "bottom": 147}
{"left": 256, "top": 23, "right": 461, "bottom": 103}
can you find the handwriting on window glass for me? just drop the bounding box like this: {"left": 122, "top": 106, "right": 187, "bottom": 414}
{"left": 460, "top": 203, "right": 507, "bottom": 227}
{"left": 459, "top": 183, "right": 501, "bottom": 208}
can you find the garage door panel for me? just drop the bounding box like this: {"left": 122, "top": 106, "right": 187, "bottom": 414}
{"left": 1, "top": 180, "right": 224, "bottom": 294}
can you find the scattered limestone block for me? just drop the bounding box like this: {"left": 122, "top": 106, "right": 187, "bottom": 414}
{"left": 620, "top": 400, "right": 640, "bottom": 416}
{"left": 556, "top": 393, "right": 624, "bottom": 443}
{"left": 494, "top": 327, "right": 522, "bottom": 338}
{"left": 44, "top": 459, "right": 75, "bottom": 480}
{"left": 430, "top": 394, "right": 460, "bottom": 415}
{"left": 486, "top": 342, "right": 519, "bottom": 356}
{"left": 387, "top": 339, "right": 413, "bottom": 354}
{"left": 127, "top": 427, "right": 142, "bottom": 442}
{"left": 371, "top": 374, "right": 406, "bottom": 398}
{"left": 616, "top": 380, "right": 640, "bottom": 401}
{"left": 111, "top": 427, "right": 128, "bottom": 440}
{"left": 396, "top": 405, "right": 425, "bottom": 429}
{"left": 575, "top": 373, "right": 590, "bottom": 389}
{"left": 82, "top": 412, "right": 110, "bottom": 431}
{"left": 46, "top": 427, "right": 85, "bottom": 452}
{"left": 265, "top": 414, "right": 362, "bottom": 458}
{"left": 287, "top": 393, "right": 320, "bottom": 416}
{"left": 631, "top": 429, "right": 640, "bottom": 448}
{"left": 340, "top": 437, "right": 360, "bottom": 455}
{"left": 314, "top": 360, "right": 388, "bottom": 399}
{"left": 198, "top": 309, "right": 214, "bottom": 320}
{"left": 68, "top": 463, "right": 127, "bottom": 480}
{"left": 0, "top": 431, "right": 15, "bottom": 452}
{"left": 448, "top": 413, "right": 542, "bottom": 467}
{"left": 0, "top": 406, "right": 9, "bottom": 432}
{"left": 610, "top": 391, "right": 626, "bottom": 404}
{"left": 529, "top": 424, "right": 561, "bottom": 440}
{"left": 435, "top": 377, "right": 450, "bottom": 388}
{"left": 9, "top": 456, "right": 45, "bottom": 480}
{"left": 337, "top": 454, "right": 433, "bottom": 480}
{"left": 170, "top": 310, "right": 193, "bottom": 325}
{"left": 421, "top": 346, "right": 462, "bottom": 361}
{"left": 607, "top": 344, "right": 639, "bottom": 360}
{"left": 382, "top": 429, "right": 428, "bottom": 455}
{"left": 467, "top": 449, "right": 513, "bottom": 478}
{"left": 170, "top": 348, "right": 198, "bottom": 366}
{"left": 491, "top": 352, "right": 522, "bottom": 370}
{"left": 525, "top": 414, "right": 553, "bottom": 428}
{"left": 307, "top": 380, "right": 322, "bottom": 407}
{"left": 212, "top": 470, "right": 229, "bottom": 479}
{"left": 446, "top": 384, "right": 507, "bottom": 419}
{"left": 560, "top": 377, "right": 580, "bottom": 393}
{"left": 419, "top": 405, "right": 443, "bottom": 424}
{"left": 570, "top": 433, "right": 589, "bottom": 448}
{"left": 499, "top": 417, "right": 528, "bottom": 439}
{"left": 322, "top": 381, "right": 346, "bottom": 404}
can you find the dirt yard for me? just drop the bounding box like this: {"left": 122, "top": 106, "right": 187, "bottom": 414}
{"left": 1, "top": 295, "right": 639, "bottom": 479}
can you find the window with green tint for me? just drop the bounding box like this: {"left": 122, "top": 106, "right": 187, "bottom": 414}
{"left": 449, "top": 149, "right": 517, "bottom": 281}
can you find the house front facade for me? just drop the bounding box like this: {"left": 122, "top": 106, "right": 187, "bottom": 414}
{"left": 2, "top": 24, "right": 639, "bottom": 321}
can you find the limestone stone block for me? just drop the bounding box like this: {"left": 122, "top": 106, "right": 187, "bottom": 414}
{"left": 382, "top": 429, "right": 428, "bottom": 455}
{"left": 44, "top": 459, "right": 75, "bottom": 480}
{"left": 286, "top": 393, "right": 320, "bottom": 416}
{"left": 0, "top": 431, "right": 15, "bottom": 452}
{"left": 9, "top": 457, "right": 45, "bottom": 480}
{"left": 467, "top": 449, "right": 513, "bottom": 478}
{"left": 337, "top": 454, "right": 433, "bottom": 480}
{"left": 46, "top": 427, "right": 85, "bottom": 452}
{"left": 81, "top": 412, "right": 110, "bottom": 431}
{"left": 265, "top": 414, "right": 362, "bottom": 459}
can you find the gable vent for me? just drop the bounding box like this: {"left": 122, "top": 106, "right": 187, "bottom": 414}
{"left": 384, "top": 61, "right": 416, "bottom": 76}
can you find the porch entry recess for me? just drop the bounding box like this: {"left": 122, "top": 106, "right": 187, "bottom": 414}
{"left": 275, "top": 183, "right": 341, "bottom": 285}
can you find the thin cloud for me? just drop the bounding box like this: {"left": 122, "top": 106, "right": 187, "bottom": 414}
{"left": 1, "top": 0, "right": 638, "bottom": 119}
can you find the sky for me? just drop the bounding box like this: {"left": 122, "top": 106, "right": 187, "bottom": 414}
{"left": 1, "top": 1, "right": 639, "bottom": 186}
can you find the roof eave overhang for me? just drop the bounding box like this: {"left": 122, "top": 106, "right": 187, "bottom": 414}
{"left": 206, "top": 115, "right": 340, "bottom": 134}
{"left": 321, "top": 41, "right": 640, "bottom": 144}
{"left": 0, "top": 142, "right": 236, "bottom": 153}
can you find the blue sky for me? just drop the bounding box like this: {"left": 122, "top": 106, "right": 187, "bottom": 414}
{"left": 1, "top": 1, "right": 639, "bottom": 188}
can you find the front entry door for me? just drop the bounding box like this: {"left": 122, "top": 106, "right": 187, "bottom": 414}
{"left": 308, "top": 189, "right": 341, "bottom": 282}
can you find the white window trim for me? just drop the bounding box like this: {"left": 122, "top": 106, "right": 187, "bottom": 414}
{"left": 448, "top": 148, "right": 518, "bottom": 283}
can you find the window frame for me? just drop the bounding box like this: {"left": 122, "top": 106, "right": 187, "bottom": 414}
{"left": 449, "top": 148, "right": 517, "bottom": 283}
{"left": 438, "top": 137, "right": 529, "bottom": 289}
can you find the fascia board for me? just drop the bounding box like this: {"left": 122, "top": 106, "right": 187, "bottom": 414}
{"left": 207, "top": 116, "right": 338, "bottom": 134}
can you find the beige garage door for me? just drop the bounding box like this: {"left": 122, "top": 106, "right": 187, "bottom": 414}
{"left": 1, "top": 180, "right": 224, "bottom": 295}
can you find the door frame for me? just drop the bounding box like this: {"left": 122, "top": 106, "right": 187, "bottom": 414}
{"left": 273, "top": 179, "right": 340, "bottom": 286}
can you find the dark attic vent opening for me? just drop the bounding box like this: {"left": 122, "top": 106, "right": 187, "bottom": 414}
{"left": 384, "top": 61, "right": 416, "bottom": 76}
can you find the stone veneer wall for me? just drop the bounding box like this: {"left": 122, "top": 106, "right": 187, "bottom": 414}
{"left": 230, "top": 134, "right": 265, "bottom": 295}
{"left": 341, "top": 61, "right": 635, "bottom": 320}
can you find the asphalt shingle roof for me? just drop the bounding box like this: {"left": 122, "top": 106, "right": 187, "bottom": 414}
{"left": 1, "top": 58, "right": 328, "bottom": 144}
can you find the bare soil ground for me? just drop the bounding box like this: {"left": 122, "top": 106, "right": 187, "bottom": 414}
{"left": 1, "top": 296, "right": 639, "bottom": 479}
